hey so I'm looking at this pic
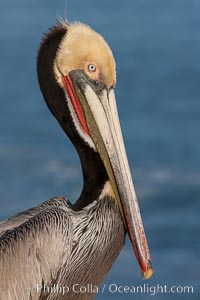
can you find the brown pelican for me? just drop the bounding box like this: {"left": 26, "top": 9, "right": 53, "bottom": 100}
{"left": 0, "top": 21, "right": 153, "bottom": 299}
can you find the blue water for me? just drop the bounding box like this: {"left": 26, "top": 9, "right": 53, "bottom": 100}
{"left": 0, "top": 0, "right": 200, "bottom": 299}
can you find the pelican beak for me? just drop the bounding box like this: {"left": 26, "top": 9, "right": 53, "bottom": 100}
{"left": 62, "top": 70, "right": 153, "bottom": 279}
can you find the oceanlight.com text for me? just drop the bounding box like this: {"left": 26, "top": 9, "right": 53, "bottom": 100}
{"left": 105, "top": 283, "right": 194, "bottom": 295}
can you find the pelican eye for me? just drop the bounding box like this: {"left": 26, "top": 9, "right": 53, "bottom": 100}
{"left": 88, "top": 64, "right": 96, "bottom": 72}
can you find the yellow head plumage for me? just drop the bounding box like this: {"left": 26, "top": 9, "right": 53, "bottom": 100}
{"left": 54, "top": 22, "right": 116, "bottom": 88}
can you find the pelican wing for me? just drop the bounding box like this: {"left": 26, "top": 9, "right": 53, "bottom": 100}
{"left": 0, "top": 198, "right": 73, "bottom": 300}
{"left": 0, "top": 197, "right": 69, "bottom": 236}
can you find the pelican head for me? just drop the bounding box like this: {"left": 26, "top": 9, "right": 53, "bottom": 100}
{"left": 37, "top": 21, "right": 153, "bottom": 279}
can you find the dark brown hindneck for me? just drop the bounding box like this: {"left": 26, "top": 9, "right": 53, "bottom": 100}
{"left": 37, "top": 23, "right": 108, "bottom": 210}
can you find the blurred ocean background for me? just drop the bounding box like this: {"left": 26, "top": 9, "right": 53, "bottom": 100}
{"left": 0, "top": 0, "right": 199, "bottom": 299}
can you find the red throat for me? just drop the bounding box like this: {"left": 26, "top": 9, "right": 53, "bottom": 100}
{"left": 62, "top": 75, "right": 89, "bottom": 135}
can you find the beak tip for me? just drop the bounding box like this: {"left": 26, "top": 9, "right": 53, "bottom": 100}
{"left": 142, "top": 261, "right": 153, "bottom": 280}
